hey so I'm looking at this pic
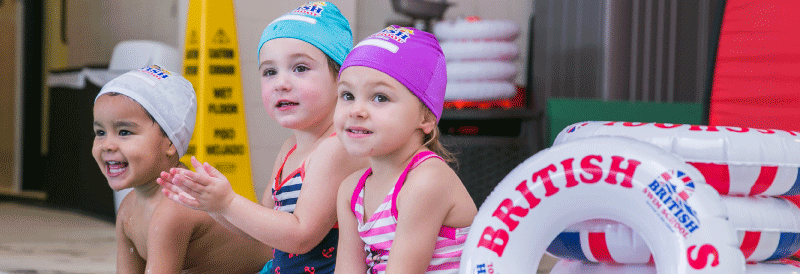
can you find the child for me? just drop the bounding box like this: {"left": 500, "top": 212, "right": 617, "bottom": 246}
{"left": 92, "top": 65, "right": 270, "bottom": 273}
{"left": 333, "top": 26, "right": 478, "bottom": 274}
{"left": 157, "top": 2, "right": 367, "bottom": 273}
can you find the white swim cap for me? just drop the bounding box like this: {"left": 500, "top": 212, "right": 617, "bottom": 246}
{"left": 96, "top": 64, "right": 197, "bottom": 157}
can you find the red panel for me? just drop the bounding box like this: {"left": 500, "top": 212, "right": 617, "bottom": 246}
{"left": 709, "top": 0, "right": 800, "bottom": 131}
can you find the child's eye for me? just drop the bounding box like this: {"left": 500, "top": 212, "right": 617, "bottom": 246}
{"left": 373, "top": 94, "right": 389, "bottom": 103}
{"left": 294, "top": 65, "right": 309, "bottom": 73}
{"left": 340, "top": 91, "right": 354, "bottom": 101}
{"left": 262, "top": 69, "right": 276, "bottom": 77}
{"left": 94, "top": 130, "right": 105, "bottom": 137}
{"left": 118, "top": 130, "right": 132, "bottom": 136}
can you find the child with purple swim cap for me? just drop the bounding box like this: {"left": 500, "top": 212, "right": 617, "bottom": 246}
{"left": 333, "top": 26, "right": 477, "bottom": 273}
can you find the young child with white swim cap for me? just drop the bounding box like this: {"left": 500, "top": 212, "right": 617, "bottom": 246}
{"left": 92, "top": 64, "right": 269, "bottom": 273}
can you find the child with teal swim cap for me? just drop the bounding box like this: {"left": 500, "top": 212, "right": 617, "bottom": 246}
{"left": 158, "top": 2, "right": 367, "bottom": 273}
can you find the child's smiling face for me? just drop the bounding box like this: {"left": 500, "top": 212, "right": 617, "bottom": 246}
{"left": 92, "top": 94, "right": 176, "bottom": 191}
{"left": 334, "top": 66, "right": 433, "bottom": 158}
{"left": 259, "top": 38, "right": 338, "bottom": 130}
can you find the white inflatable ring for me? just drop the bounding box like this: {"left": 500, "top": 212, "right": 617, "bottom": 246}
{"left": 446, "top": 61, "right": 517, "bottom": 82}
{"left": 548, "top": 196, "right": 800, "bottom": 263}
{"left": 459, "top": 136, "right": 744, "bottom": 274}
{"left": 444, "top": 81, "right": 516, "bottom": 101}
{"left": 440, "top": 41, "right": 518, "bottom": 61}
{"left": 554, "top": 121, "right": 800, "bottom": 196}
{"left": 433, "top": 19, "right": 520, "bottom": 41}
{"left": 549, "top": 259, "right": 800, "bottom": 274}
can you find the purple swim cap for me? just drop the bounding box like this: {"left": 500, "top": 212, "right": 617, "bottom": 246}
{"left": 340, "top": 26, "right": 447, "bottom": 121}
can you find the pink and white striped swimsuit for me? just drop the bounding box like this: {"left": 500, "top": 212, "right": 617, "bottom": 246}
{"left": 350, "top": 151, "right": 469, "bottom": 274}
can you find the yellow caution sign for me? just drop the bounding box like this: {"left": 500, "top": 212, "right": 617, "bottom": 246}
{"left": 181, "top": 0, "right": 257, "bottom": 202}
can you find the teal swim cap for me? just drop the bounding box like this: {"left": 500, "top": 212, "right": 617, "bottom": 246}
{"left": 257, "top": 2, "right": 353, "bottom": 65}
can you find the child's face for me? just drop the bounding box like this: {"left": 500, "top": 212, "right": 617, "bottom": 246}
{"left": 334, "top": 66, "right": 433, "bottom": 157}
{"left": 92, "top": 94, "right": 177, "bottom": 191}
{"left": 259, "top": 38, "right": 338, "bottom": 130}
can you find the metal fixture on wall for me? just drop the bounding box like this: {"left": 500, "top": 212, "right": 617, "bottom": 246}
{"left": 390, "top": 0, "right": 451, "bottom": 31}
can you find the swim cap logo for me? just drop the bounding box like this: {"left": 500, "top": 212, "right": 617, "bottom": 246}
{"left": 140, "top": 65, "right": 171, "bottom": 80}
{"left": 290, "top": 2, "right": 326, "bottom": 17}
{"left": 644, "top": 170, "right": 700, "bottom": 238}
{"left": 373, "top": 26, "right": 415, "bottom": 43}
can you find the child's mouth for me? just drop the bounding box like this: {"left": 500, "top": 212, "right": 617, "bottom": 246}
{"left": 346, "top": 128, "right": 373, "bottom": 134}
{"left": 276, "top": 101, "right": 299, "bottom": 108}
{"left": 106, "top": 161, "right": 128, "bottom": 176}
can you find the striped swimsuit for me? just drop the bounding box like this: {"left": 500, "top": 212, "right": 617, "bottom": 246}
{"left": 351, "top": 151, "right": 469, "bottom": 274}
{"left": 265, "top": 144, "right": 338, "bottom": 274}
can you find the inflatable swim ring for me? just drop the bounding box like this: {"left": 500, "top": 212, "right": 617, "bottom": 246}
{"left": 444, "top": 81, "right": 517, "bottom": 101}
{"left": 554, "top": 121, "right": 800, "bottom": 196}
{"left": 446, "top": 61, "right": 517, "bottom": 82}
{"left": 459, "top": 136, "right": 744, "bottom": 274}
{"left": 440, "top": 41, "right": 518, "bottom": 61}
{"left": 548, "top": 196, "right": 800, "bottom": 263}
{"left": 548, "top": 259, "right": 799, "bottom": 274}
{"left": 433, "top": 19, "right": 520, "bottom": 41}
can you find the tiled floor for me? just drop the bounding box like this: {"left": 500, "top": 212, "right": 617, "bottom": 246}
{"left": 0, "top": 202, "right": 115, "bottom": 274}
{"left": 0, "top": 202, "right": 557, "bottom": 273}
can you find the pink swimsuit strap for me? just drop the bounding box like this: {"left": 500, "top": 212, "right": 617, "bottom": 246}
{"left": 350, "top": 151, "right": 442, "bottom": 221}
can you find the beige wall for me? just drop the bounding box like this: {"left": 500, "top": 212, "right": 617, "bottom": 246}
{"left": 62, "top": 0, "right": 532, "bottom": 198}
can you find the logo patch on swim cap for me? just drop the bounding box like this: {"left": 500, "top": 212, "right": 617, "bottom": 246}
{"left": 290, "top": 2, "right": 326, "bottom": 17}
{"left": 645, "top": 169, "right": 700, "bottom": 238}
{"left": 140, "top": 65, "right": 171, "bottom": 80}
{"left": 372, "top": 26, "right": 415, "bottom": 43}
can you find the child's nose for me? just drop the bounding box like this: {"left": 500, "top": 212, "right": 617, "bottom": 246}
{"left": 349, "top": 100, "right": 368, "bottom": 118}
{"left": 99, "top": 138, "right": 118, "bottom": 152}
{"left": 273, "top": 72, "right": 291, "bottom": 92}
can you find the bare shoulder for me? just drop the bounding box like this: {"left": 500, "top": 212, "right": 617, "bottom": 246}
{"left": 404, "top": 158, "right": 462, "bottom": 194}
{"left": 400, "top": 158, "right": 477, "bottom": 226}
{"left": 308, "top": 136, "right": 368, "bottom": 172}
{"left": 338, "top": 167, "right": 370, "bottom": 203}
{"left": 152, "top": 198, "right": 213, "bottom": 232}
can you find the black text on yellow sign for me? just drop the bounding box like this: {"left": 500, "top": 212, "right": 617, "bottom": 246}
{"left": 180, "top": 0, "right": 257, "bottom": 202}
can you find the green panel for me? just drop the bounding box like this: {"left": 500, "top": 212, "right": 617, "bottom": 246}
{"left": 546, "top": 98, "right": 704, "bottom": 146}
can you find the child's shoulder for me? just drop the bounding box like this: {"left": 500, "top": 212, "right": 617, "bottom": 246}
{"left": 403, "top": 156, "right": 461, "bottom": 194}
{"left": 151, "top": 197, "right": 214, "bottom": 228}
{"left": 310, "top": 135, "right": 363, "bottom": 164}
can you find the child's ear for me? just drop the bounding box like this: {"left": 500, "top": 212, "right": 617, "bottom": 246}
{"left": 166, "top": 142, "right": 178, "bottom": 157}
{"left": 420, "top": 113, "right": 436, "bottom": 135}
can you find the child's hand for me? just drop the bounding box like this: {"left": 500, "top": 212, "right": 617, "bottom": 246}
{"left": 157, "top": 170, "right": 200, "bottom": 208}
{"left": 159, "top": 156, "right": 237, "bottom": 214}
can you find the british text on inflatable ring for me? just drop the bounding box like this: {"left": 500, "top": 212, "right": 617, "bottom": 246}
{"left": 478, "top": 154, "right": 642, "bottom": 257}
{"left": 598, "top": 121, "right": 800, "bottom": 135}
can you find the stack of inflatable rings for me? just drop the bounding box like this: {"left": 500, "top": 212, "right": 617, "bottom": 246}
{"left": 458, "top": 135, "right": 746, "bottom": 274}
{"left": 542, "top": 121, "right": 800, "bottom": 272}
{"left": 433, "top": 18, "right": 520, "bottom": 101}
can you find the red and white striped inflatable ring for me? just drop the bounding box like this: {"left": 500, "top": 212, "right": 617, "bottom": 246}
{"left": 440, "top": 41, "right": 518, "bottom": 61}
{"left": 547, "top": 196, "right": 800, "bottom": 263}
{"left": 458, "top": 136, "right": 744, "bottom": 274}
{"left": 447, "top": 61, "right": 517, "bottom": 82}
{"left": 554, "top": 121, "right": 800, "bottom": 196}
{"left": 444, "top": 81, "right": 517, "bottom": 101}
{"left": 433, "top": 19, "right": 520, "bottom": 41}
{"left": 549, "top": 259, "right": 800, "bottom": 274}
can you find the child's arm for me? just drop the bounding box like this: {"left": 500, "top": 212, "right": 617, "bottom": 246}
{"left": 115, "top": 204, "right": 145, "bottom": 273}
{"left": 334, "top": 171, "right": 369, "bottom": 274}
{"left": 143, "top": 200, "right": 198, "bottom": 273}
{"left": 163, "top": 137, "right": 367, "bottom": 253}
{"left": 384, "top": 161, "right": 470, "bottom": 274}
